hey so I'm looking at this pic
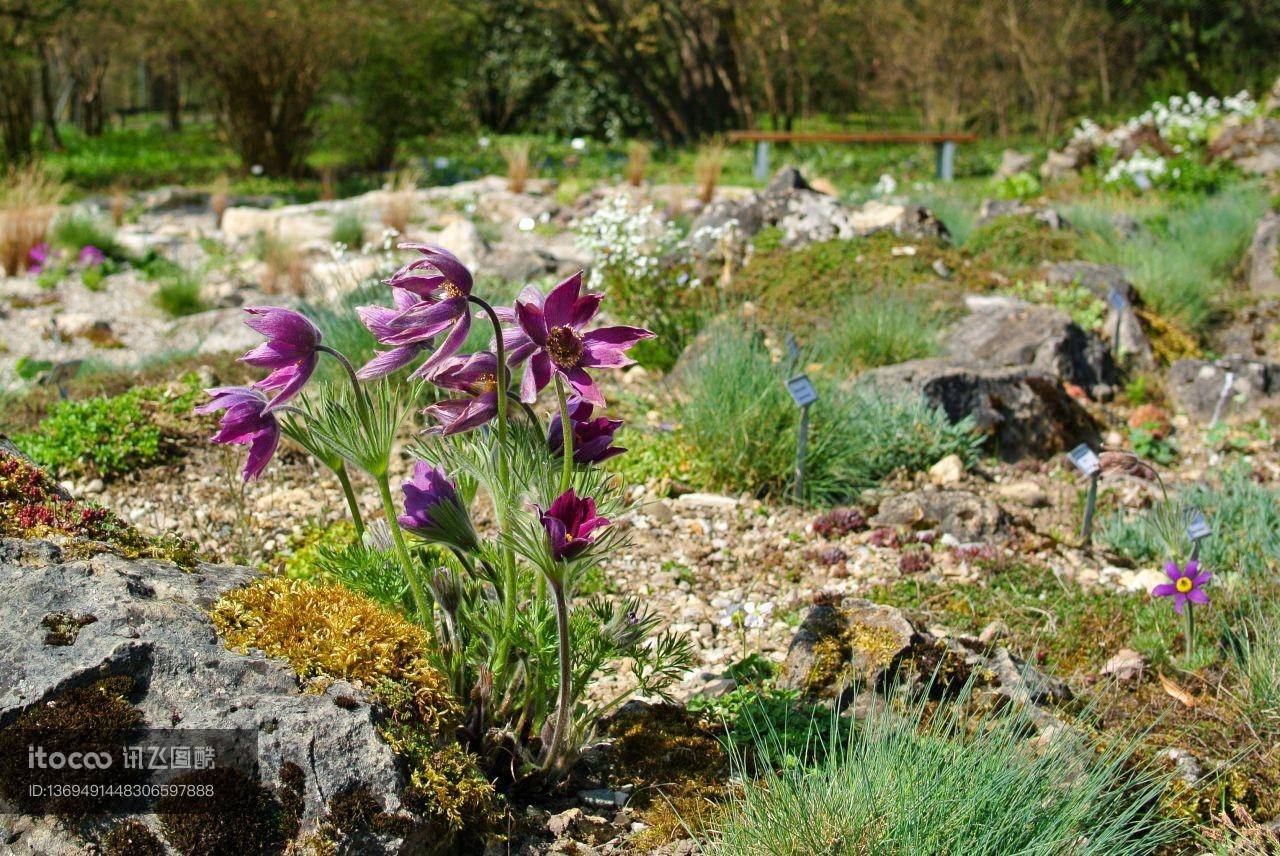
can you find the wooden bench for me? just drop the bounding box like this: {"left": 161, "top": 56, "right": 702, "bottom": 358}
{"left": 725, "top": 130, "right": 980, "bottom": 182}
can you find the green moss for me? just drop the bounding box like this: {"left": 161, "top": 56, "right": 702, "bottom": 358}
{"left": 326, "top": 787, "right": 382, "bottom": 833}
{"left": 965, "top": 215, "right": 1079, "bottom": 274}
{"left": 40, "top": 611, "right": 97, "bottom": 645}
{"left": 156, "top": 767, "right": 291, "bottom": 856}
{"left": 100, "top": 820, "right": 166, "bottom": 856}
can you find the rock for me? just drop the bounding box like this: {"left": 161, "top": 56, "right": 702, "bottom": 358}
{"left": 987, "top": 647, "right": 1072, "bottom": 705}
{"left": 546, "top": 807, "right": 615, "bottom": 845}
{"left": 1208, "top": 116, "right": 1280, "bottom": 175}
{"left": 675, "top": 493, "right": 739, "bottom": 511}
{"left": 1042, "top": 261, "right": 1154, "bottom": 368}
{"left": 1245, "top": 210, "right": 1280, "bottom": 296}
{"left": 975, "top": 200, "right": 1065, "bottom": 230}
{"left": 996, "top": 480, "right": 1049, "bottom": 508}
{"left": 870, "top": 490, "right": 1002, "bottom": 542}
{"left": 139, "top": 186, "right": 211, "bottom": 213}
{"left": 778, "top": 598, "right": 925, "bottom": 697}
{"left": 858, "top": 360, "right": 1100, "bottom": 460}
{"left": 1167, "top": 356, "right": 1280, "bottom": 421}
{"left": 0, "top": 540, "right": 438, "bottom": 855}
{"left": 945, "top": 300, "right": 1113, "bottom": 394}
{"left": 978, "top": 621, "right": 1009, "bottom": 646}
{"left": 928, "top": 454, "right": 965, "bottom": 485}
{"left": 1100, "top": 648, "right": 1148, "bottom": 683}
{"left": 437, "top": 218, "right": 490, "bottom": 271}
{"left": 1040, "top": 137, "right": 1096, "bottom": 182}
{"left": 995, "top": 149, "right": 1035, "bottom": 179}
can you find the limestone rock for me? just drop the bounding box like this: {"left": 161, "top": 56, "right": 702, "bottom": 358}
{"left": 928, "top": 454, "right": 965, "bottom": 486}
{"left": 996, "top": 480, "right": 1050, "bottom": 508}
{"left": 1042, "top": 261, "right": 1154, "bottom": 368}
{"left": 778, "top": 598, "right": 925, "bottom": 697}
{"left": 1167, "top": 356, "right": 1280, "bottom": 421}
{"left": 995, "top": 149, "right": 1035, "bottom": 179}
{"left": 870, "top": 490, "right": 1002, "bottom": 542}
{"left": 1245, "top": 210, "right": 1280, "bottom": 296}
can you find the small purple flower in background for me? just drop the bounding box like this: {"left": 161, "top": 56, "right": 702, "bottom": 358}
{"left": 397, "top": 461, "right": 475, "bottom": 551}
{"left": 511, "top": 271, "right": 653, "bottom": 406}
{"left": 28, "top": 243, "right": 50, "bottom": 274}
{"left": 537, "top": 488, "right": 610, "bottom": 561}
{"left": 423, "top": 351, "right": 501, "bottom": 434}
{"left": 547, "top": 396, "right": 625, "bottom": 464}
{"left": 1152, "top": 559, "right": 1210, "bottom": 614}
{"left": 78, "top": 245, "right": 105, "bottom": 267}
{"left": 240, "top": 307, "right": 323, "bottom": 409}
{"left": 195, "top": 387, "right": 280, "bottom": 481}
{"left": 359, "top": 244, "right": 474, "bottom": 379}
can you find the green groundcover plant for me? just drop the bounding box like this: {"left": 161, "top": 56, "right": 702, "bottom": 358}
{"left": 198, "top": 244, "right": 694, "bottom": 780}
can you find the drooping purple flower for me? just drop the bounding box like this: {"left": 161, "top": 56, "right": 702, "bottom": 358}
{"left": 423, "top": 351, "right": 501, "bottom": 434}
{"left": 510, "top": 271, "right": 653, "bottom": 406}
{"left": 357, "top": 244, "right": 474, "bottom": 379}
{"left": 536, "top": 488, "right": 610, "bottom": 561}
{"left": 547, "top": 396, "right": 625, "bottom": 464}
{"left": 28, "top": 242, "right": 50, "bottom": 274}
{"left": 195, "top": 386, "right": 280, "bottom": 481}
{"left": 396, "top": 461, "right": 476, "bottom": 549}
{"left": 1152, "top": 559, "right": 1211, "bottom": 615}
{"left": 78, "top": 245, "right": 105, "bottom": 267}
{"left": 240, "top": 307, "right": 323, "bottom": 409}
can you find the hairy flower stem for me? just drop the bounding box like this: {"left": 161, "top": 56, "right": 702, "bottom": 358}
{"left": 317, "top": 345, "right": 367, "bottom": 405}
{"left": 334, "top": 463, "right": 365, "bottom": 538}
{"left": 377, "top": 474, "right": 434, "bottom": 639}
{"left": 544, "top": 577, "right": 574, "bottom": 775}
{"left": 1185, "top": 603, "right": 1194, "bottom": 659}
{"left": 555, "top": 376, "right": 573, "bottom": 494}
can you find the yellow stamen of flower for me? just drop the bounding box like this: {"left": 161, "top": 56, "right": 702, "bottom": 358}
{"left": 442, "top": 282, "right": 464, "bottom": 298}
{"left": 1175, "top": 576, "right": 1193, "bottom": 594}
{"left": 470, "top": 373, "right": 499, "bottom": 395}
{"left": 546, "top": 325, "right": 584, "bottom": 368}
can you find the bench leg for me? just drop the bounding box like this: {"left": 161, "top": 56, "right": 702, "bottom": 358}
{"left": 753, "top": 141, "right": 771, "bottom": 181}
{"left": 935, "top": 141, "right": 956, "bottom": 182}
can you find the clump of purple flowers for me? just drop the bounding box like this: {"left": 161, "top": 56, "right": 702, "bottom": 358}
{"left": 196, "top": 242, "right": 687, "bottom": 779}
{"left": 813, "top": 506, "right": 868, "bottom": 539}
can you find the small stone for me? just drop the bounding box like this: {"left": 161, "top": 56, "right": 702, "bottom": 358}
{"left": 996, "top": 480, "right": 1049, "bottom": 508}
{"left": 1100, "top": 648, "right": 1147, "bottom": 682}
{"left": 676, "top": 493, "right": 739, "bottom": 511}
{"left": 84, "top": 478, "right": 105, "bottom": 495}
{"left": 978, "top": 620, "right": 1009, "bottom": 646}
{"left": 928, "top": 454, "right": 965, "bottom": 485}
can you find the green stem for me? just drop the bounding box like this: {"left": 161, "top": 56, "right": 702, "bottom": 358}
{"left": 555, "top": 375, "right": 574, "bottom": 494}
{"left": 335, "top": 463, "right": 365, "bottom": 539}
{"left": 377, "top": 475, "right": 434, "bottom": 636}
{"left": 544, "top": 578, "right": 574, "bottom": 774}
{"left": 468, "top": 296, "right": 509, "bottom": 457}
{"left": 318, "top": 344, "right": 367, "bottom": 406}
{"left": 1185, "top": 602, "right": 1194, "bottom": 660}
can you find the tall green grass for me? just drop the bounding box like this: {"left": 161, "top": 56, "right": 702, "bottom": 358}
{"left": 49, "top": 212, "right": 120, "bottom": 258}
{"left": 675, "top": 325, "right": 982, "bottom": 503}
{"left": 810, "top": 294, "right": 944, "bottom": 370}
{"left": 1072, "top": 184, "right": 1268, "bottom": 333}
{"left": 705, "top": 678, "right": 1180, "bottom": 856}
{"left": 1231, "top": 598, "right": 1280, "bottom": 732}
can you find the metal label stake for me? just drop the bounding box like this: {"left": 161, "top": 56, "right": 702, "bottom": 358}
{"left": 1067, "top": 444, "right": 1102, "bottom": 547}
{"left": 786, "top": 374, "right": 819, "bottom": 502}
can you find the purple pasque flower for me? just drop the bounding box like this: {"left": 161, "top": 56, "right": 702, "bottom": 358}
{"left": 28, "top": 242, "right": 50, "bottom": 274}
{"left": 547, "top": 396, "right": 625, "bottom": 464}
{"left": 195, "top": 386, "right": 280, "bottom": 481}
{"left": 396, "top": 461, "right": 476, "bottom": 552}
{"left": 1152, "top": 559, "right": 1211, "bottom": 614}
{"left": 78, "top": 245, "right": 105, "bottom": 267}
{"left": 240, "top": 307, "right": 323, "bottom": 409}
{"left": 423, "top": 351, "right": 501, "bottom": 434}
{"left": 511, "top": 271, "right": 653, "bottom": 406}
{"left": 358, "top": 244, "right": 474, "bottom": 379}
{"left": 537, "top": 488, "right": 610, "bottom": 562}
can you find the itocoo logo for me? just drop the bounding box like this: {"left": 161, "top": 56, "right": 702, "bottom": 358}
{"left": 28, "top": 745, "right": 113, "bottom": 770}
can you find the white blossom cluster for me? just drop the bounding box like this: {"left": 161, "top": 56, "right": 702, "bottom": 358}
{"left": 1103, "top": 151, "right": 1169, "bottom": 185}
{"left": 1072, "top": 88, "right": 1258, "bottom": 151}
{"left": 575, "top": 195, "right": 702, "bottom": 291}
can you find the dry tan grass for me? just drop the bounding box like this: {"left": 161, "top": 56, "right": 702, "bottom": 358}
{"left": 109, "top": 187, "right": 127, "bottom": 228}
{"left": 0, "top": 165, "right": 67, "bottom": 276}
{"left": 210, "top": 176, "right": 230, "bottom": 230}
{"left": 626, "top": 141, "right": 651, "bottom": 187}
{"left": 694, "top": 144, "right": 725, "bottom": 204}
{"left": 502, "top": 140, "right": 533, "bottom": 193}
{"left": 381, "top": 169, "right": 419, "bottom": 236}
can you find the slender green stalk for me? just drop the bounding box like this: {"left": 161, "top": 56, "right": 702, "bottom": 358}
{"left": 555, "top": 375, "right": 573, "bottom": 494}
{"left": 377, "top": 474, "right": 434, "bottom": 637}
{"left": 334, "top": 463, "right": 365, "bottom": 538}
{"left": 544, "top": 578, "right": 574, "bottom": 774}
{"left": 1185, "top": 603, "right": 1194, "bottom": 660}
{"left": 317, "top": 344, "right": 368, "bottom": 406}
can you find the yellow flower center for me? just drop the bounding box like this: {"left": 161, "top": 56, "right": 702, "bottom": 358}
{"left": 546, "top": 325, "right": 584, "bottom": 368}
{"left": 1175, "top": 576, "right": 1194, "bottom": 594}
{"left": 470, "top": 373, "right": 499, "bottom": 395}
{"left": 442, "top": 282, "right": 464, "bottom": 298}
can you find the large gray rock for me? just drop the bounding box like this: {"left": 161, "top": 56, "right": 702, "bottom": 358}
{"left": 1167, "top": 356, "right": 1280, "bottom": 421}
{"left": 870, "top": 489, "right": 1003, "bottom": 542}
{"left": 944, "top": 299, "right": 1113, "bottom": 394}
{"left": 1041, "top": 261, "right": 1154, "bottom": 368}
{"left": 1245, "top": 211, "right": 1280, "bottom": 296}
{"left": 859, "top": 360, "right": 1100, "bottom": 461}
{"left": 690, "top": 166, "right": 948, "bottom": 251}
{"left": 994, "top": 149, "right": 1035, "bottom": 180}
{"left": 0, "top": 540, "right": 432, "bottom": 855}
{"left": 1208, "top": 116, "right": 1280, "bottom": 175}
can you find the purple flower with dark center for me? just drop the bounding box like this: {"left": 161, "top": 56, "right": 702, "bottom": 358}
{"left": 1152, "top": 560, "right": 1210, "bottom": 614}
{"left": 423, "top": 352, "right": 501, "bottom": 434}
{"left": 537, "top": 488, "right": 610, "bottom": 562}
{"left": 547, "top": 396, "right": 625, "bottom": 464}
{"left": 511, "top": 271, "right": 653, "bottom": 406}
{"left": 78, "top": 245, "right": 105, "bottom": 267}
{"left": 358, "top": 244, "right": 473, "bottom": 379}
{"left": 28, "top": 242, "right": 50, "bottom": 274}
{"left": 240, "top": 307, "right": 323, "bottom": 409}
{"left": 195, "top": 386, "right": 280, "bottom": 481}
{"left": 396, "top": 461, "right": 476, "bottom": 549}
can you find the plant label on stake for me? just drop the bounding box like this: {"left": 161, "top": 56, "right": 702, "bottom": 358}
{"left": 1068, "top": 444, "right": 1101, "bottom": 547}
{"left": 1184, "top": 508, "right": 1211, "bottom": 560}
{"left": 786, "top": 375, "right": 818, "bottom": 501}
{"left": 39, "top": 359, "right": 83, "bottom": 401}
